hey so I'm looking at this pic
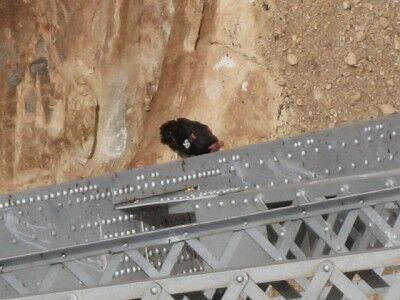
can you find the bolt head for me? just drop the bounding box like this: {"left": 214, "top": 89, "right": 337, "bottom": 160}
{"left": 150, "top": 286, "right": 158, "bottom": 295}
{"left": 323, "top": 264, "right": 330, "bottom": 272}
{"left": 236, "top": 275, "right": 244, "bottom": 283}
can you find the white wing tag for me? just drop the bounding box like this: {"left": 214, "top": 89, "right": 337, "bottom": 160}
{"left": 183, "top": 139, "right": 191, "bottom": 149}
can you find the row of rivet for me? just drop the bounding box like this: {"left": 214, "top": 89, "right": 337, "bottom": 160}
{"left": 179, "top": 266, "right": 204, "bottom": 274}
{"left": 161, "top": 169, "right": 221, "bottom": 186}
{"left": 144, "top": 247, "right": 169, "bottom": 258}
{"left": 113, "top": 169, "right": 222, "bottom": 196}
{"left": 194, "top": 196, "right": 261, "bottom": 209}
{"left": 0, "top": 184, "right": 101, "bottom": 210}
{"left": 2, "top": 187, "right": 136, "bottom": 210}
{"left": 75, "top": 192, "right": 111, "bottom": 204}
{"left": 291, "top": 124, "right": 390, "bottom": 151}
{"left": 113, "top": 186, "right": 136, "bottom": 196}
{"left": 135, "top": 172, "right": 160, "bottom": 181}
{"left": 151, "top": 172, "right": 160, "bottom": 178}
{"left": 289, "top": 124, "right": 393, "bottom": 156}
{"left": 136, "top": 174, "right": 146, "bottom": 181}
{"left": 100, "top": 214, "right": 136, "bottom": 227}
{"left": 290, "top": 131, "right": 397, "bottom": 154}
{"left": 232, "top": 155, "right": 240, "bottom": 161}
{"left": 218, "top": 157, "right": 227, "bottom": 163}
{"left": 288, "top": 138, "right": 393, "bottom": 160}
{"left": 143, "top": 225, "right": 158, "bottom": 231}
{"left": 103, "top": 229, "right": 137, "bottom": 239}
{"left": 114, "top": 266, "right": 142, "bottom": 278}
{"left": 364, "top": 124, "right": 385, "bottom": 132}
{"left": 79, "top": 221, "right": 99, "bottom": 230}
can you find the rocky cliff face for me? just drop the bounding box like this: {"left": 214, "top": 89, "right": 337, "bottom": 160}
{"left": 1, "top": 0, "right": 399, "bottom": 193}
{"left": 0, "top": 0, "right": 178, "bottom": 191}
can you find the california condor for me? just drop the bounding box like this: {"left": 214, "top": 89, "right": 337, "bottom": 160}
{"left": 160, "top": 118, "right": 224, "bottom": 157}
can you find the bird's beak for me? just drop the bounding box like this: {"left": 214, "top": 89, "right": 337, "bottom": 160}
{"left": 209, "top": 140, "right": 224, "bottom": 152}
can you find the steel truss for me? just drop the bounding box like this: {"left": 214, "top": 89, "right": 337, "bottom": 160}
{"left": 16, "top": 246, "right": 400, "bottom": 300}
{"left": 1, "top": 115, "right": 400, "bottom": 299}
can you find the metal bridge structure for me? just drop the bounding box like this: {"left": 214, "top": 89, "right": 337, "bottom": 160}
{"left": 1, "top": 114, "right": 400, "bottom": 299}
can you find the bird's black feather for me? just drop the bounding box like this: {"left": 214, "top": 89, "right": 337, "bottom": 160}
{"left": 160, "top": 118, "right": 221, "bottom": 156}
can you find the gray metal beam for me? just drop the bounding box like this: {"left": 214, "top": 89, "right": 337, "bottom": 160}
{"left": 1, "top": 186, "right": 398, "bottom": 272}
{"left": 10, "top": 246, "right": 400, "bottom": 300}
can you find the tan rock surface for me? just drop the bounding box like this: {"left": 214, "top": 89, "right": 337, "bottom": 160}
{"left": 1, "top": 0, "right": 400, "bottom": 193}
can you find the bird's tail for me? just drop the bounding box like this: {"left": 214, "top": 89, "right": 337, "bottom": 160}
{"left": 160, "top": 120, "right": 179, "bottom": 150}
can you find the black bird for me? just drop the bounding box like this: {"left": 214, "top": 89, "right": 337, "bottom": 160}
{"left": 160, "top": 118, "right": 224, "bottom": 157}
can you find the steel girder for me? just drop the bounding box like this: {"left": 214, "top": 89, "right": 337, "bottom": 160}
{"left": 12, "top": 246, "right": 400, "bottom": 300}
{"left": 1, "top": 115, "right": 400, "bottom": 299}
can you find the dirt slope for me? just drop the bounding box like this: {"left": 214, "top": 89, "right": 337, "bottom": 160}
{"left": 0, "top": 0, "right": 399, "bottom": 193}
